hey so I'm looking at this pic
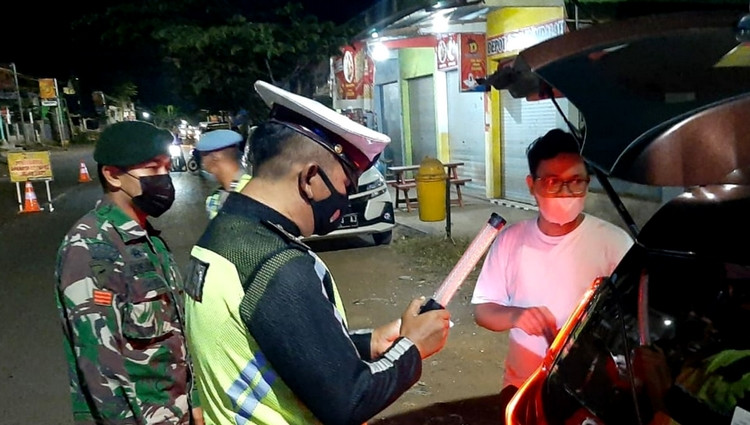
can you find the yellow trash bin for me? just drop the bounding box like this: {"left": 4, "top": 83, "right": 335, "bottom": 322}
{"left": 415, "top": 156, "right": 447, "bottom": 222}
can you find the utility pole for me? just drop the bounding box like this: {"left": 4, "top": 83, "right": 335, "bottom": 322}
{"left": 10, "top": 63, "right": 27, "bottom": 144}
{"left": 0, "top": 108, "right": 6, "bottom": 145}
{"left": 53, "top": 78, "right": 69, "bottom": 148}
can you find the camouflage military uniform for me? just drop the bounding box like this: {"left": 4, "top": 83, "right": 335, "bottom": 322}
{"left": 55, "top": 197, "right": 198, "bottom": 424}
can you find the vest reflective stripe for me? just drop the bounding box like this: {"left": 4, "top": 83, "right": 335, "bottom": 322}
{"left": 310, "top": 250, "right": 348, "bottom": 326}
{"left": 235, "top": 174, "right": 252, "bottom": 192}
{"left": 228, "top": 353, "right": 276, "bottom": 422}
{"left": 207, "top": 174, "right": 252, "bottom": 219}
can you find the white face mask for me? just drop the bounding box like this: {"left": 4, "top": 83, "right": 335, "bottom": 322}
{"left": 537, "top": 196, "right": 585, "bottom": 225}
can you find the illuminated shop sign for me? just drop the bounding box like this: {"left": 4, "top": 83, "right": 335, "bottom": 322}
{"left": 487, "top": 19, "right": 566, "bottom": 57}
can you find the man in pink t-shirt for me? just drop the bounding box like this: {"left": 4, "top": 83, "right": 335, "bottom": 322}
{"left": 471, "top": 129, "right": 634, "bottom": 420}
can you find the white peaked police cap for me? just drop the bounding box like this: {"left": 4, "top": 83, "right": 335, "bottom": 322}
{"left": 254, "top": 80, "right": 390, "bottom": 177}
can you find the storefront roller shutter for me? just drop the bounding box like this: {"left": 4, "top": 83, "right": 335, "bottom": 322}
{"left": 408, "top": 76, "right": 438, "bottom": 164}
{"left": 380, "top": 82, "right": 404, "bottom": 169}
{"left": 446, "top": 70, "right": 486, "bottom": 193}
{"left": 502, "top": 91, "right": 568, "bottom": 204}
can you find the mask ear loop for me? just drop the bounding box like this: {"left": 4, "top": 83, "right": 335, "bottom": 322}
{"left": 338, "top": 161, "right": 359, "bottom": 196}
{"left": 319, "top": 166, "right": 356, "bottom": 198}
{"left": 116, "top": 170, "right": 141, "bottom": 199}
{"left": 344, "top": 170, "right": 357, "bottom": 196}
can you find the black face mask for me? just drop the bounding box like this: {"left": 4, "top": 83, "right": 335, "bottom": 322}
{"left": 127, "top": 173, "right": 175, "bottom": 217}
{"left": 308, "top": 168, "right": 350, "bottom": 236}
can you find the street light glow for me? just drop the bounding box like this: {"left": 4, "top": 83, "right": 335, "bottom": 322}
{"left": 432, "top": 14, "right": 449, "bottom": 33}
{"left": 371, "top": 43, "right": 390, "bottom": 61}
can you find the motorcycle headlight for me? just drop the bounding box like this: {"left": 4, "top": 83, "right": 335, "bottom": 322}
{"left": 169, "top": 145, "right": 182, "bottom": 156}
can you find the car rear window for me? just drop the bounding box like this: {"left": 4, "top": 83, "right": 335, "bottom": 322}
{"left": 540, "top": 249, "right": 749, "bottom": 425}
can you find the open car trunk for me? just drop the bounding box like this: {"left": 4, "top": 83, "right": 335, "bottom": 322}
{"left": 494, "top": 11, "right": 750, "bottom": 186}
{"left": 490, "top": 10, "right": 750, "bottom": 425}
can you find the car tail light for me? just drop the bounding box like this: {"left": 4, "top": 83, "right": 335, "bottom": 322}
{"left": 506, "top": 277, "right": 605, "bottom": 425}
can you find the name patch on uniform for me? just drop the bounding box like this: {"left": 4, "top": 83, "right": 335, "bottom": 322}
{"left": 92, "top": 289, "right": 113, "bottom": 306}
{"left": 185, "top": 257, "right": 209, "bottom": 302}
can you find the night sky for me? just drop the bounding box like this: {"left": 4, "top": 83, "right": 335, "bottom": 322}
{"left": 1, "top": 0, "right": 378, "bottom": 80}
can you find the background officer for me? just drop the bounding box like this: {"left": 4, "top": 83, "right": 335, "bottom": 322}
{"left": 194, "top": 128, "right": 251, "bottom": 219}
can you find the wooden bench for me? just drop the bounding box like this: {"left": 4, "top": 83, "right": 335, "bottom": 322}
{"left": 387, "top": 163, "right": 472, "bottom": 211}
{"left": 389, "top": 177, "right": 472, "bottom": 211}
{"left": 386, "top": 178, "right": 415, "bottom": 186}
{"left": 389, "top": 180, "right": 418, "bottom": 212}
{"left": 449, "top": 177, "right": 472, "bottom": 207}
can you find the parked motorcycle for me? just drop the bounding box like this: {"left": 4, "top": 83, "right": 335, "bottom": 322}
{"left": 187, "top": 147, "right": 201, "bottom": 173}
{"left": 169, "top": 142, "right": 187, "bottom": 172}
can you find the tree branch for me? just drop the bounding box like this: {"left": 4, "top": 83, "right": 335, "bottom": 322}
{"left": 265, "top": 58, "right": 276, "bottom": 85}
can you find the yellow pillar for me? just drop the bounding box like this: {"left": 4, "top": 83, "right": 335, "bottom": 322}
{"left": 485, "top": 7, "right": 565, "bottom": 199}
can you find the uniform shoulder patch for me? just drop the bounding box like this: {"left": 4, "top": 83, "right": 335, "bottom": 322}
{"left": 185, "top": 256, "right": 210, "bottom": 302}
{"left": 93, "top": 289, "right": 114, "bottom": 306}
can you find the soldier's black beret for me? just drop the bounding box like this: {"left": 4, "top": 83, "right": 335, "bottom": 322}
{"left": 94, "top": 121, "right": 174, "bottom": 167}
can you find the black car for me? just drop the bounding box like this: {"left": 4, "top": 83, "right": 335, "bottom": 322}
{"left": 486, "top": 10, "right": 750, "bottom": 425}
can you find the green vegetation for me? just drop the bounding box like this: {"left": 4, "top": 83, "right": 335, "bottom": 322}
{"left": 71, "top": 0, "right": 355, "bottom": 120}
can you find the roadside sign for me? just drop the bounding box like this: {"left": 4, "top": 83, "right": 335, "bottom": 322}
{"left": 7, "top": 151, "right": 54, "bottom": 182}
{"left": 39, "top": 78, "right": 57, "bottom": 100}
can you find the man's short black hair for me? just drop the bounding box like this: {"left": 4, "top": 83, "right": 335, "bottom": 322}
{"left": 526, "top": 128, "right": 582, "bottom": 177}
{"left": 249, "top": 121, "right": 337, "bottom": 179}
{"left": 248, "top": 122, "right": 297, "bottom": 169}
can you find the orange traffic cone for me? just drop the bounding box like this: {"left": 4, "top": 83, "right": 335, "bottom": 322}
{"left": 79, "top": 160, "right": 92, "bottom": 183}
{"left": 21, "top": 181, "right": 41, "bottom": 213}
